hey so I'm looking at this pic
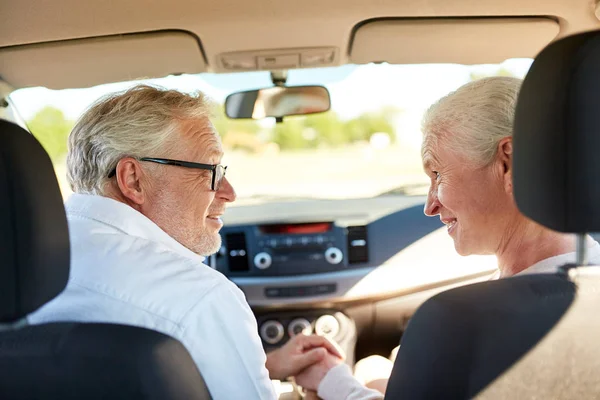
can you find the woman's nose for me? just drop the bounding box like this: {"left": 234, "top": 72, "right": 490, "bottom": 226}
{"left": 424, "top": 188, "right": 441, "bottom": 217}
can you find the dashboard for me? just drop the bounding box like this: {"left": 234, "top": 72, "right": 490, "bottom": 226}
{"left": 213, "top": 195, "right": 497, "bottom": 352}
{"left": 215, "top": 195, "right": 496, "bottom": 305}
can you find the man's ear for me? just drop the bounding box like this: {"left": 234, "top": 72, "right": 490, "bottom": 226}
{"left": 497, "top": 137, "right": 513, "bottom": 194}
{"left": 114, "top": 157, "right": 147, "bottom": 207}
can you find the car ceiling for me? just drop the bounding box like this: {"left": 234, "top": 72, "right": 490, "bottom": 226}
{"left": 1, "top": 0, "right": 599, "bottom": 90}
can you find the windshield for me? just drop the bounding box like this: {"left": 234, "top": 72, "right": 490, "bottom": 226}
{"left": 9, "top": 60, "right": 532, "bottom": 207}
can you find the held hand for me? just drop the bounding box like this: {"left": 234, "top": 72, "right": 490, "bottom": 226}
{"left": 265, "top": 333, "right": 344, "bottom": 381}
{"left": 293, "top": 351, "right": 343, "bottom": 392}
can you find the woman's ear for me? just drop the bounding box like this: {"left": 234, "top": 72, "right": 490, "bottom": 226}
{"left": 497, "top": 137, "right": 513, "bottom": 194}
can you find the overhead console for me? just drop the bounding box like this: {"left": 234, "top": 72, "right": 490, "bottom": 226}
{"left": 216, "top": 221, "right": 369, "bottom": 277}
{"left": 217, "top": 47, "right": 339, "bottom": 72}
{"left": 349, "top": 17, "right": 560, "bottom": 65}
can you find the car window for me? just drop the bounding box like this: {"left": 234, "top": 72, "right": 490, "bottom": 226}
{"left": 9, "top": 59, "right": 532, "bottom": 205}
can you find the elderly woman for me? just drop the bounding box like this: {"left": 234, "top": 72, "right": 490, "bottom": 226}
{"left": 306, "top": 76, "right": 600, "bottom": 399}
{"left": 421, "top": 76, "right": 600, "bottom": 278}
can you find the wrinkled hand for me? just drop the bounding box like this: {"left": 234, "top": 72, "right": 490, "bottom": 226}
{"left": 294, "top": 351, "right": 344, "bottom": 392}
{"left": 265, "top": 334, "right": 344, "bottom": 380}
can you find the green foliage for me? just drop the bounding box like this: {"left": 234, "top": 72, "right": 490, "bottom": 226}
{"left": 212, "top": 104, "right": 261, "bottom": 139}
{"left": 24, "top": 104, "right": 402, "bottom": 158}
{"left": 270, "top": 109, "right": 400, "bottom": 150}
{"left": 344, "top": 111, "right": 396, "bottom": 143}
{"left": 304, "top": 112, "right": 346, "bottom": 147}
{"left": 27, "top": 107, "right": 74, "bottom": 162}
{"left": 272, "top": 118, "right": 309, "bottom": 150}
{"left": 210, "top": 97, "right": 402, "bottom": 151}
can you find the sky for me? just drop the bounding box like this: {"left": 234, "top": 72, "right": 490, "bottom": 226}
{"left": 9, "top": 58, "right": 533, "bottom": 137}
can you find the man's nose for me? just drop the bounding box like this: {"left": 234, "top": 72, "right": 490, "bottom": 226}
{"left": 217, "top": 177, "right": 236, "bottom": 203}
{"left": 424, "top": 187, "right": 441, "bottom": 217}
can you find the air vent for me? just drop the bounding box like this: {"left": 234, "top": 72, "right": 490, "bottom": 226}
{"left": 347, "top": 226, "right": 369, "bottom": 264}
{"left": 225, "top": 232, "right": 250, "bottom": 272}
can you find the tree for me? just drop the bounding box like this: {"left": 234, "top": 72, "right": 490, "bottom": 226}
{"left": 27, "top": 107, "right": 74, "bottom": 162}
{"left": 271, "top": 118, "right": 308, "bottom": 150}
{"left": 211, "top": 103, "right": 401, "bottom": 151}
{"left": 303, "top": 111, "right": 346, "bottom": 147}
{"left": 211, "top": 105, "right": 261, "bottom": 138}
{"left": 210, "top": 104, "right": 266, "bottom": 152}
{"left": 344, "top": 111, "right": 397, "bottom": 143}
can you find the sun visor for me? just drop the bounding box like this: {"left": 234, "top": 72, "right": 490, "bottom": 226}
{"left": 350, "top": 18, "right": 560, "bottom": 65}
{"left": 0, "top": 31, "right": 207, "bottom": 89}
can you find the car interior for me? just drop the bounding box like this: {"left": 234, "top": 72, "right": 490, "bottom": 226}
{"left": 1, "top": 0, "right": 600, "bottom": 398}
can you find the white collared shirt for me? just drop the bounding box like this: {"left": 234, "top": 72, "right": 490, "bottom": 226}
{"left": 27, "top": 193, "right": 276, "bottom": 400}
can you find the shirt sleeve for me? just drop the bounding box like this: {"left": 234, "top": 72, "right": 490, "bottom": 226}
{"left": 179, "top": 281, "right": 277, "bottom": 400}
{"left": 318, "top": 364, "right": 384, "bottom": 400}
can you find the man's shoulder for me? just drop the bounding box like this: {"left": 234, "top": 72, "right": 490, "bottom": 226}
{"left": 67, "top": 209, "right": 212, "bottom": 278}
{"left": 72, "top": 232, "right": 230, "bottom": 287}
{"left": 67, "top": 222, "right": 238, "bottom": 318}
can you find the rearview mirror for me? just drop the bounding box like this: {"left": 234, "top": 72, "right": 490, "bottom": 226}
{"left": 225, "top": 85, "right": 331, "bottom": 120}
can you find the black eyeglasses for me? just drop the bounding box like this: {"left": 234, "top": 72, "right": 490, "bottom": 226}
{"left": 108, "top": 157, "right": 228, "bottom": 191}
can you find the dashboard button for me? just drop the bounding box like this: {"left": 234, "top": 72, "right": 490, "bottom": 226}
{"left": 264, "top": 284, "right": 336, "bottom": 298}
{"left": 324, "top": 247, "right": 343, "bottom": 264}
{"left": 316, "top": 284, "right": 336, "bottom": 294}
{"left": 309, "top": 253, "right": 324, "bottom": 261}
{"left": 254, "top": 252, "right": 272, "bottom": 269}
{"left": 260, "top": 320, "right": 284, "bottom": 344}
{"left": 315, "top": 314, "right": 340, "bottom": 338}
{"left": 288, "top": 318, "right": 312, "bottom": 336}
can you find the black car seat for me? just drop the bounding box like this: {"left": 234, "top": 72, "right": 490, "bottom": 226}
{"left": 385, "top": 30, "right": 600, "bottom": 399}
{"left": 0, "top": 119, "right": 212, "bottom": 399}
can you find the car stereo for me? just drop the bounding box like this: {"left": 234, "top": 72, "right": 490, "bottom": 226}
{"left": 217, "top": 221, "right": 369, "bottom": 276}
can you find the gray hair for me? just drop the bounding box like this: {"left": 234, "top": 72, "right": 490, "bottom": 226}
{"left": 67, "top": 84, "right": 212, "bottom": 194}
{"left": 422, "top": 76, "right": 523, "bottom": 166}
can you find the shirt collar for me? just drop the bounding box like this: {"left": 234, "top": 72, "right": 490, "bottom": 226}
{"left": 65, "top": 193, "right": 205, "bottom": 263}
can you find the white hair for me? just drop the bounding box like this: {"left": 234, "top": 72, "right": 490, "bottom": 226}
{"left": 67, "top": 84, "right": 213, "bottom": 194}
{"left": 422, "top": 76, "right": 523, "bottom": 166}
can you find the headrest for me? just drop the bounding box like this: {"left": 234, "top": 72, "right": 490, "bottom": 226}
{"left": 0, "top": 119, "right": 69, "bottom": 322}
{"left": 513, "top": 30, "right": 600, "bottom": 233}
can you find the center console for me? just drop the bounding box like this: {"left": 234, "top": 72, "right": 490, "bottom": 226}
{"left": 257, "top": 309, "right": 357, "bottom": 366}
{"left": 212, "top": 221, "right": 367, "bottom": 370}
{"left": 214, "top": 221, "right": 369, "bottom": 277}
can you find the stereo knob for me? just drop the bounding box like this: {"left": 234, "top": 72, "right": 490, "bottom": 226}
{"left": 260, "top": 320, "right": 284, "bottom": 345}
{"left": 324, "top": 247, "right": 343, "bottom": 264}
{"left": 254, "top": 252, "right": 272, "bottom": 269}
{"left": 315, "top": 314, "right": 340, "bottom": 338}
{"left": 288, "top": 318, "right": 312, "bottom": 337}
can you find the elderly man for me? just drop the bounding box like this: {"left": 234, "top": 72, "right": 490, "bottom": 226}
{"left": 294, "top": 76, "right": 600, "bottom": 398}
{"left": 26, "top": 85, "right": 354, "bottom": 399}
